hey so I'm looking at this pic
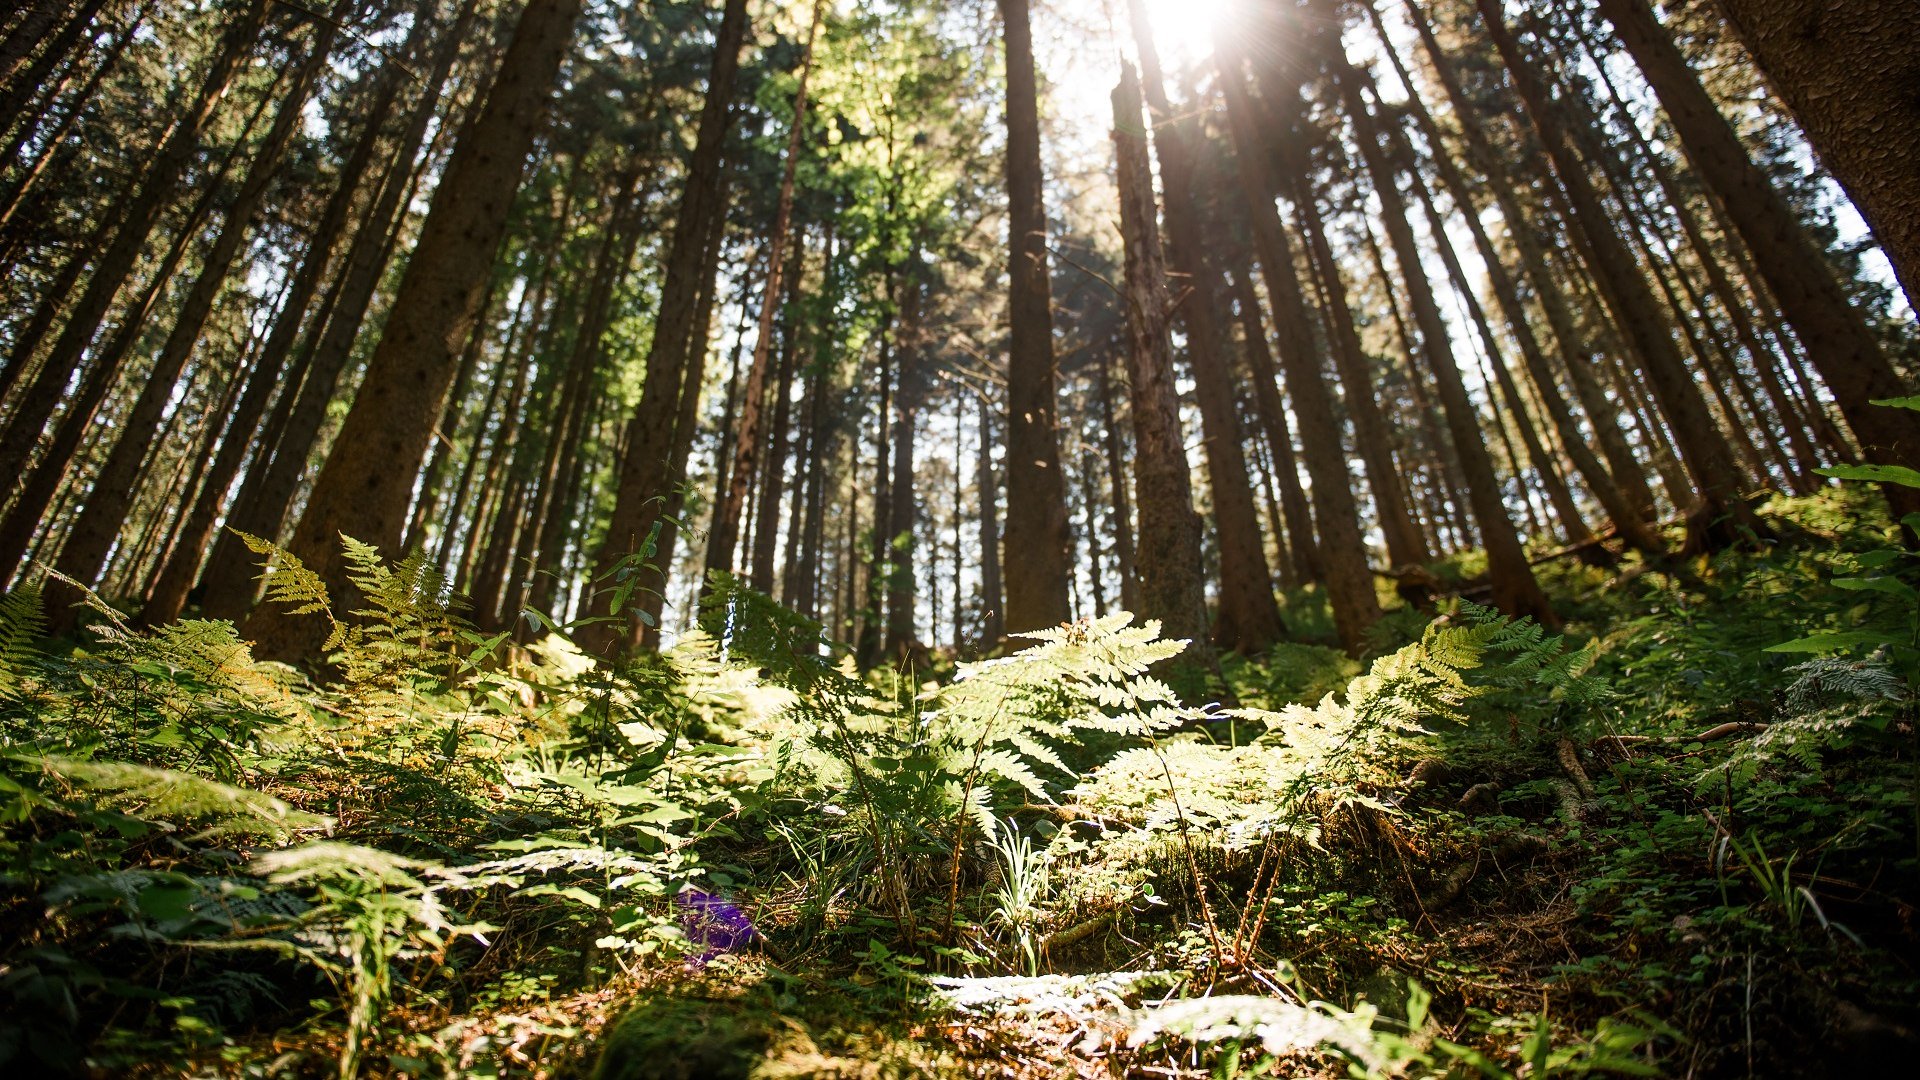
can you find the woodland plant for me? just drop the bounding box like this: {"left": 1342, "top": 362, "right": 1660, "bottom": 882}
{"left": 3, "top": 519, "right": 1919, "bottom": 1076}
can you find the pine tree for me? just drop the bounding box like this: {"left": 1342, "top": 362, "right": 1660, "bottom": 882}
{"left": 246, "top": 0, "right": 584, "bottom": 663}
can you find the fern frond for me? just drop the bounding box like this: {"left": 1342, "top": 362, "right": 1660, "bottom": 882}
{"left": 253, "top": 841, "right": 429, "bottom": 888}
{"left": 25, "top": 755, "right": 331, "bottom": 840}
{"left": 0, "top": 584, "right": 45, "bottom": 700}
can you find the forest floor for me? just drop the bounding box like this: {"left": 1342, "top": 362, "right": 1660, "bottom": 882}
{"left": 5, "top": 489, "right": 1920, "bottom": 1078}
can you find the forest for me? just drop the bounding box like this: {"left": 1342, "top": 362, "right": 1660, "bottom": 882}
{"left": 1, "top": 0, "right": 1918, "bottom": 1074}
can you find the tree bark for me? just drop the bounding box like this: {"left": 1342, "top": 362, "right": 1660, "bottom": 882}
{"left": 977, "top": 391, "right": 1005, "bottom": 647}
{"left": 1402, "top": 0, "right": 1661, "bottom": 526}
{"left": 244, "top": 0, "right": 582, "bottom": 664}
{"left": 1127, "top": 0, "right": 1282, "bottom": 651}
{"left": 0, "top": 0, "right": 265, "bottom": 507}
{"left": 1368, "top": 1, "right": 1657, "bottom": 555}
{"left": 197, "top": 0, "right": 475, "bottom": 620}
{"left": 1224, "top": 262, "right": 1320, "bottom": 585}
{"left": 1216, "top": 36, "right": 1381, "bottom": 656}
{"left": 1598, "top": 0, "right": 1920, "bottom": 523}
{"left": 47, "top": 26, "right": 338, "bottom": 625}
{"left": 1093, "top": 342, "right": 1140, "bottom": 613}
{"left": 586, "top": 0, "right": 748, "bottom": 654}
{"left": 706, "top": 0, "right": 822, "bottom": 588}
{"left": 1111, "top": 62, "right": 1210, "bottom": 652}
{"left": 1330, "top": 39, "right": 1557, "bottom": 627}
{"left": 996, "top": 0, "right": 1073, "bottom": 634}
{"left": 1476, "top": 0, "right": 1763, "bottom": 555}
{"left": 1706, "top": 0, "right": 1920, "bottom": 306}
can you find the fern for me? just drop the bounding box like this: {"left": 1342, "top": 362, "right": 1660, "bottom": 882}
{"left": 18, "top": 755, "right": 331, "bottom": 840}
{"left": 233, "top": 529, "right": 340, "bottom": 642}
{"left": 0, "top": 584, "right": 43, "bottom": 701}
{"left": 1700, "top": 655, "right": 1905, "bottom": 789}
{"left": 1062, "top": 606, "right": 1608, "bottom": 885}
{"left": 16, "top": 577, "right": 306, "bottom": 773}
{"left": 1115, "top": 994, "right": 1385, "bottom": 1070}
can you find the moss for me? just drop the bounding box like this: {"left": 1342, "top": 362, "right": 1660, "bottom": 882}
{"left": 589, "top": 976, "right": 954, "bottom": 1080}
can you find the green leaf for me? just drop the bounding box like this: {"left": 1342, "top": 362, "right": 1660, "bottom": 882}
{"left": 1815, "top": 464, "right": 1920, "bottom": 488}
{"left": 135, "top": 883, "right": 198, "bottom": 922}
{"left": 1522, "top": 1013, "right": 1553, "bottom": 1078}
{"left": 1830, "top": 576, "right": 1917, "bottom": 600}
{"left": 1765, "top": 630, "right": 1897, "bottom": 654}
{"left": 1869, "top": 396, "right": 1920, "bottom": 412}
{"left": 521, "top": 884, "right": 603, "bottom": 909}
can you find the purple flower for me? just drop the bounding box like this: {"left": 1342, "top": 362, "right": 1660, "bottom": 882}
{"left": 676, "top": 888, "right": 758, "bottom": 967}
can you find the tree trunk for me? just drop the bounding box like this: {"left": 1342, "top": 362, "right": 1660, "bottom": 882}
{"left": 636, "top": 207, "right": 734, "bottom": 646}
{"left": 790, "top": 360, "right": 831, "bottom": 619}
{"left": 1476, "top": 0, "right": 1763, "bottom": 554}
{"left": 0, "top": 0, "right": 265, "bottom": 508}
{"left": 587, "top": 0, "right": 748, "bottom": 654}
{"left": 1111, "top": 61, "right": 1210, "bottom": 652}
{"left": 47, "top": 27, "right": 338, "bottom": 626}
{"left": 1127, "top": 0, "right": 1282, "bottom": 651}
{"left": 1600, "top": 0, "right": 1920, "bottom": 522}
{"left": 707, "top": 1, "right": 822, "bottom": 589}
{"left": 1703, "top": 0, "right": 1918, "bottom": 305}
{"left": 1216, "top": 35, "right": 1381, "bottom": 656}
{"left": 1093, "top": 341, "right": 1140, "bottom": 613}
{"left": 996, "top": 0, "right": 1072, "bottom": 634}
{"left": 883, "top": 321, "right": 921, "bottom": 662}
{"left": 751, "top": 244, "right": 806, "bottom": 595}
{"left": 1331, "top": 41, "right": 1557, "bottom": 626}
{"left": 141, "top": 38, "right": 417, "bottom": 625}
{"left": 244, "top": 0, "right": 582, "bottom": 663}
{"left": 0, "top": 0, "right": 110, "bottom": 180}
{"left": 1248, "top": 14, "right": 1428, "bottom": 574}
{"left": 977, "top": 391, "right": 1005, "bottom": 647}
{"left": 1224, "top": 259, "right": 1321, "bottom": 585}
{"left": 197, "top": 1, "right": 474, "bottom": 619}
{"left": 1368, "top": 1, "right": 1655, "bottom": 556}
{"left": 1402, "top": 0, "right": 1661, "bottom": 526}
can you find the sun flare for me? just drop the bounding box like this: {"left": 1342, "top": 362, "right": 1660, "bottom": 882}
{"left": 1135, "top": 0, "right": 1237, "bottom": 69}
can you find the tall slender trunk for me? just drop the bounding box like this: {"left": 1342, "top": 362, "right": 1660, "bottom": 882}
{"left": 638, "top": 206, "right": 734, "bottom": 647}
{"left": 1597, "top": 0, "right": 1920, "bottom": 522}
{"left": 1127, "top": 0, "right": 1281, "bottom": 651}
{"left": 1387, "top": 87, "right": 1597, "bottom": 553}
{"left": 1111, "top": 61, "right": 1209, "bottom": 650}
{"left": 141, "top": 48, "right": 418, "bottom": 622}
{"left": 588, "top": 0, "right": 748, "bottom": 654}
{"left": 1330, "top": 38, "right": 1555, "bottom": 625}
{"left": 996, "top": 0, "right": 1072, "bottom": 634}
{"left": 976, "top": 392, "right": 1005, "bottom": 647}
{"left": 790, "top": 361, "right": 830, "bottom": 619}
{"left": 1248, "top": 13, "right": 1427, "bottom": 573}
{"left": 0, "top": 103, "right": 269, "bottom": 590}
{"left": 1402, "top": 0, "right": 1661, "bottom": 525}
{"left": 751, "top": 240, "right": 807, "bottom": 594}
{"left": 245, "top": 0, "right": 583, "bottom": 663}
{"left": 883, "top": 320, "right": 921, "bottom": 662}
{"left": 198, "top": 1, "right": 475, "bottom": 618}
{"left": 0, "top": 0, "right": 142, "bottom": 249}
{"left": 0, "top": 0, "right": 265, "bottom": 493}
{"left": 517, "top": 165, "right": 650, "bottom": 626}
{"left": 707, "top": 1, "right": 823, "bottom": 587}
{"left": 1475, "top": 0, "right": 1763, "bottom": 554}
{"left": 1367, "top": 1, "right": 1653, "bottom": 555}
{"left": 48, "top": 27, "right": 338, "bottom": 622}
{"left": 1216, "top": 34, "right": 1380, "bottom": 655}
{"left": 1093, "top": 342, "right": 1140, "bottom": 612}
{"left": 1224, "top": 258, "right": 1320, "bottom": 585}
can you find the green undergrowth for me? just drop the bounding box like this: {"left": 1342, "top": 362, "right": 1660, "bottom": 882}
{"left": 1, "top": 486, "right": 1918, "bottom": 1077}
